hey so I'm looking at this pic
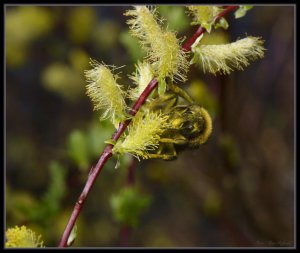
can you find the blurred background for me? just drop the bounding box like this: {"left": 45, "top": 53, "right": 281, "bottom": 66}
{"left": 5, "top": 5, "right": 294, "bottom": 247}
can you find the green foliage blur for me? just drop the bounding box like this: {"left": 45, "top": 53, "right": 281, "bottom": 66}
{"left": 111, "top": 187, "right": 151, "bottom": 227}
{"left": 6, "top": 5, "right": 294, "bottom": 247}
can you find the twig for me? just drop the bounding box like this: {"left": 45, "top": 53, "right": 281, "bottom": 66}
{"left": 58, "top": 6, "right": 238, "bottom": 247}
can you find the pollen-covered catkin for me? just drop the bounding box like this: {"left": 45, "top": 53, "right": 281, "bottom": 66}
{"left": 112, "top": 110, "right": 169, "bottom": 160}
{"left": 85, "top": 60, "right": 127, "bottom": 128}
{"left": 5, "top": 226, "right": 44, "bottom": 248}
{"left": 150, "top": 31, "right": 189, "bottom": 83}
{"left": 129, "top": 61, "right": 154, "bottom": 100}
{"left": 125, "top": 6, "right": 163, "bottom": 51}
{"left": 191, "top": 36, "right": 265, "bottom": 75}
{"left": 125, "top": 6, "right": 189, "bottom": 83}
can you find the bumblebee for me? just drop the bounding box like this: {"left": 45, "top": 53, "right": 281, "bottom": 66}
{"left": 144, "top": 83, "right": 212, "bottom": 160}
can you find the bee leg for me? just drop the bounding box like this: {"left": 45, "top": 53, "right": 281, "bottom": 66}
{"left": 146, "top": 92, "right": 178, "bottom": 112}
{"left": 168, "top": 82, "right": 194, "bottom": 104}
{"left": 159, "top": 138, "right": 189, "bottom": 145}
{"left": 162, "top": 93, "right": 178, "bottom": 111}
{"left": 146, "top": 153, "right": 177, "bottom": 160}
{"left": 147, "top": 143, "right": 177, "bottom": 161}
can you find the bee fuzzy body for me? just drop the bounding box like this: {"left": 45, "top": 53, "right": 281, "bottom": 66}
{"left": 146, "top": 90, "right": 212, "bottom": 160}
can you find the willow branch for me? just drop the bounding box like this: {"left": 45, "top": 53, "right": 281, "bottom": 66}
{"left": 58, "top": 5, "right": 238, "bottom": 247}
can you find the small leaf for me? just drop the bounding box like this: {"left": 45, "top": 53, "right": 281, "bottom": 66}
{"left": 234, "top": 6, "right": 253, "bottom": 19}
{"left": 158, "top": 78, "right": 167, "bottom": 96}
{"left": 214, "top": 17, "right": 229, "bottom": 30}
{"left": 114, "top": 156, "right": 120, "bottom": 169}
{"left": 104, "top": 139, "right": 117, "bottom": 145}
{"left": 67, "top": 225, "right": 77, "bottom": 246}
{"left": 203, "top": 23, "right": 212, "bottom": 33}
{"left": 191, "top": 34, "right": 204, "bottom": 52}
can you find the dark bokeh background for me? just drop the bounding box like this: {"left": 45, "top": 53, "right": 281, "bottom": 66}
{"left": 5, "top": 5, "right": 294, "bottom": 247}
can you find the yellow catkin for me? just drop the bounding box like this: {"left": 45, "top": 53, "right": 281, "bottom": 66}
{"left": 192, "top": 36, "right": 265, "bottom": 75}
{"left": 125, "top": 6, "right": 189, "bottom": 83}
{"left": 125, "top": 6, "right": 163, "bottom": 50}
{"left": 85, "top": 60, "right": 127, "bottom": 128}
{"left": 150, "top": 31, "right": 189, "bottom": 83}
{"left": 199, "top": 107, "right": 213, "bottom": 144}
{"left": 129, "top": 61, "right": 154, "bottom": 100}
{"left": 5, "top": 226, "right": 44, "bottom": 248}
{"left": 113, "top": 110, "right": 169, "bottom": 160}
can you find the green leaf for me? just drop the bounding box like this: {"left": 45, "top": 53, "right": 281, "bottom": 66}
{"left": 203, "top": 23, "right": 212, "bottom": 33}
{"left": 158, "top": 79, "right": 167, "bottom": 96}
{"left": 214, "top": 17, "right": 229, "bottom": 30}
{"left": 234, "top": 6, "right": 253, "bottom": 19}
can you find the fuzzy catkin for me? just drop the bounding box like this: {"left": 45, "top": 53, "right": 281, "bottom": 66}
{"left": 125, "top": 6, "right": 189, "bottom": 83}
{"left": 192, "top": 36, "right": 265, "bottom": 75}
{"left": 113, "top": 110, "right": 169, "bottom": 160}
{"left": 129, "top": 61, "right": 154, "bottom": 100}
{"left": 85, "top": 60, "right": 127, "bottom": 128}
{"left": 5, "top": 226, "right": 44, "bottom": 248}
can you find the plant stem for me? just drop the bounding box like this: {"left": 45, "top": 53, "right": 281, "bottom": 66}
{"left": 58, "top": 5, "right": 238, "bottom": 247}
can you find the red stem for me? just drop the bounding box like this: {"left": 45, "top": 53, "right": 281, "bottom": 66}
{"left": 182, "top": 26, "right": 205, "bottom": 52}
{"left": 112, "top": 78, "right": 158, "bottom": 141}
{"left": 58, "top": 5, "right": 238, "bottom": 247}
